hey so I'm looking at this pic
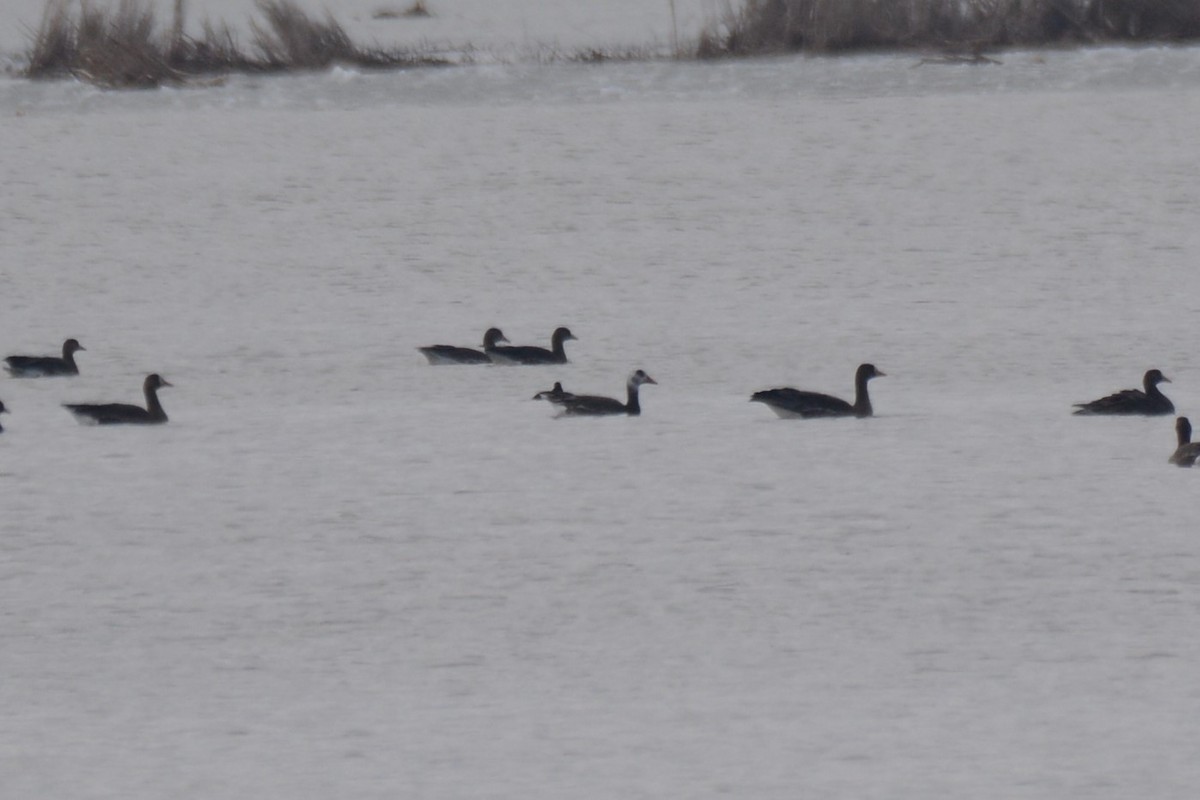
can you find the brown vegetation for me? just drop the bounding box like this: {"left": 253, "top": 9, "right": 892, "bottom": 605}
{"left": 25, "top": 0, "right": 1200, "bottom": 88}
{"left": 25, "top": 0, "right": 446, "bottom": 88}
{"left": 697, "top": 0, "right": 1200, "bottom": 58}
{"left": 372, "top": 0, "right": 433, "bottom": 19}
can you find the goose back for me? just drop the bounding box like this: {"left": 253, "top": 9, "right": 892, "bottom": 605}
{"left": 533, "top": 382, "right": 575, "bottom": 403}
{"left": 560, "top": 370, "right": 656, "bottom": 416}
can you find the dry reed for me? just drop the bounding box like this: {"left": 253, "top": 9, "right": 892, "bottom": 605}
{"left": 26, "top": 0, "right": 1200, "bottom": 86}
{"left": 698, "top": 0, "right": 1200, "bottom": 58}
{"left": 24, "top": 0, "right": 447, "bottom": 87}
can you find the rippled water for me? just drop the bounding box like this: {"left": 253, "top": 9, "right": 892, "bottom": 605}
{"left": 3, "top": 43, "right": 1200, "bottom": 799}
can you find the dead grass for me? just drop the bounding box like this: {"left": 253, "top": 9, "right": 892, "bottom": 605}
{"left": 698, "top": 0, "right": 1200, "bottom": 58}
{"left": 24, "top": 0, "right": 447, "bottom": 87}
{"left": 26, "top": 0, "right": 1200, "bottom": 86}
{"left": 27, "top": 0, "right": 181, "bottom": 87}
{"left": 249, "top": 0, "right": 357, "bottom": 68}
{"left": 371, "top": 0, "right": 433, "bottom": 19}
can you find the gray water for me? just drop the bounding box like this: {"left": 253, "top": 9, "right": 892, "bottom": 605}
{"left": 3, "top": 44, "right": 1200, "bottom": 798}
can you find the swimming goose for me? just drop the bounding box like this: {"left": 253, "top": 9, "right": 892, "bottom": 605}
{"left": 64, "top": 374, "right": 172, "bottom": 425}
{"left": 1169, "top": 417, "right": 1200, "bottom": 467}
{"left": 532, "top": 381, "right": 575, "bottom": 403}
{"left": 0, "top": 399, "right": 7, "bottom": 432}
{"left": 418, "top": 328, "right": 509, "bottom": 365}
{"left": 490, "top": 327, "right": 576, "bottom": 365}
{"left": 558, "top": 370, "right": 657, "bottom": 416}
{"left": 1073, "top": 369, "right": 1174, "bottom": 416}
{"left": 5, "top": 338, "right": 85, "bottom": 377}
{"left": 752, "top": 363, "right": 885, "bottom": 418}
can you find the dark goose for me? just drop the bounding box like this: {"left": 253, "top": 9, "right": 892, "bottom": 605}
{"left": 752, "top": 363, "right": 885, "bottom": 419}
{"left": 559, "top": 370, "right": 657, "bottom": 416}
{"left": 532, "top": 381, "right": 575, "bottom": 403}
{"left": 1169, "top": 417, "right": 1200, "bottom": 467}
{"left": 0, "top": 399, "right": 7, "bottom": 432}
{"left": 5, "top": 338, "right": 85, "bottom": 377}
{"left": 490, "top": 327, "right": 576, "bottom": 365}
{"left": 64, "top": 374, "right": 172, "bottom": 425}
{"left": 418, "top": 328, "right": 508, "bottom": 365}
{"left": 1073, "top": 369, "right": 1174, "bottom": 416}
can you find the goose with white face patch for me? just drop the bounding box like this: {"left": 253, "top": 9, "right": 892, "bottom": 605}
{"left": 557, "top": 370, "right": 657, "bottom": 416}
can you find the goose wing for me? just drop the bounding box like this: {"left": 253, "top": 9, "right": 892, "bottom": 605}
{"left": 751, "top": 388, "right": 853, "bottom": 418}
{"left": 1073, "top": 389, "right": 1148, "bottom": 415}
{"left": 418, "top": 344, "right": 490, "bottom": 365}
{"left": 63, "top": 402, "right": 152, "bottom": 425}
{"left": 560, "top": 394, "right": 626, "bottom": 415}
{"left": 490, "top": 345, "right": 557, "bottom": 365}
{"left": 5, "top": 355, "right": 71, "bottom": 376}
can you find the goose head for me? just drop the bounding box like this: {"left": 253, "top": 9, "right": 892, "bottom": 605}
{"left": 1145, "top": 369, "right": 1170, "bottom": 388}
{"left": 629, "top": 369, "right": 657, "bottom": 387}
{"left": 857, "top": 363, "right": 885, "bottom": 382}
{"left": 145, "top": 374, "right": 173, "bottom": 392}
{"left": 483, "top": 328, "right": 509, "bottom": 348}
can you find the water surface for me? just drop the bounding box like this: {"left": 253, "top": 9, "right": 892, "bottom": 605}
{"left": 3, "top": 45, "right": 1200, "bottom": 799}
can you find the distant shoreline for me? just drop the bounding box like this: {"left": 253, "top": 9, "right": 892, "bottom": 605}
{"left": 19, "top": 0, "right": 1200, "bottom": 89}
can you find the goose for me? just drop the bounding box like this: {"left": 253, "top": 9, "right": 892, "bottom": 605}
{"left": 1169, "top": 417, "right": 1200, "bottom": 467}
{"left": 752, "top": 363, "right": 885, "bottom": 419}
{"left": 558, "top": 370, "right": 657, "bottom": 416}
{"left": 418, "top": 328, "right": 508, "bottom": 365}
{"left": 64, "top": 374, "right": 172, "bottom": 425}
{"left": 0, "top": 399, "right": 7, "bottom": 432}
{"left": 1073, "top": 369, "right": 1174, "bottom": 416}
{"left": 532, "top": 381, "right": 575, "bottom": 403}
{"left": 490, "top": 327, "right": 576, "bottom": 365}
{"left": 5, "top": 338, "right": 85, "bottom": 377}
